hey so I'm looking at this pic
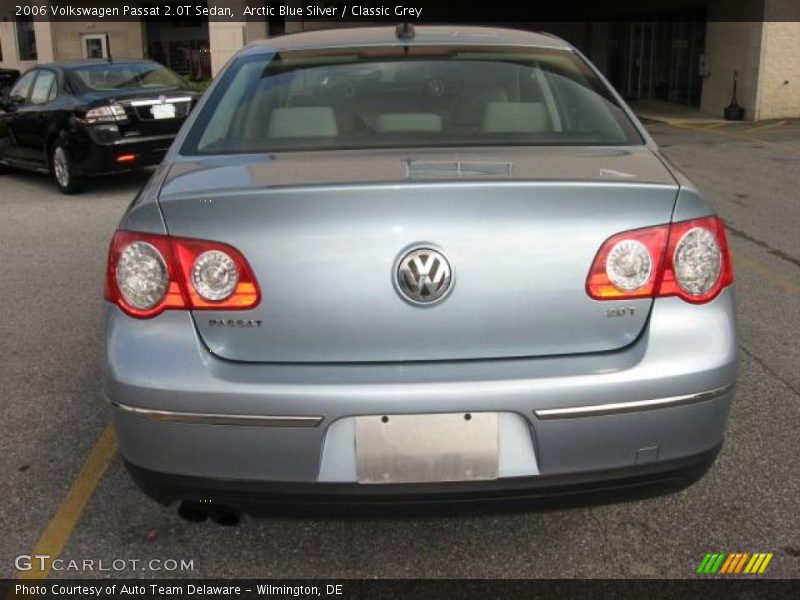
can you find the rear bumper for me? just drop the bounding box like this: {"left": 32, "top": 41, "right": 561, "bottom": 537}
{"left": 105, "top": 287, "right": 738, "bottom": 499}
{"left": 70, "top": 129, "right": 175, "bottom": 175}
{"left": 124, "top": 445, "right": 720, "bottom": 510}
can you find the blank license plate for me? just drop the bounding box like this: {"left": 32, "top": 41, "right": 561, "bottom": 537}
{"left": 151, "top": 104, "right": 176, "bottom": 119}
{"left": 355, "top": 412, "right": 498, "bottom": 484}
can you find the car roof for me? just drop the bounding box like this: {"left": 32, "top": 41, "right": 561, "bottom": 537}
{"left": 243, "top": 25, "right": 572, "bottom": 55}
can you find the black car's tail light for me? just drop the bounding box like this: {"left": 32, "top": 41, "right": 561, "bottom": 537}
{"left": 79, "top": 103, "right": 127, "bottom": 124}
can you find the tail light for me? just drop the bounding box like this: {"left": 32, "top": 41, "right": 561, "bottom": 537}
{"left": 80, "top": 103, "right": 127, "bottom": 125}
{"left": 104, "top": 231, "right": 260, "bottom": 318}
{"left": 587, "top": 216, "right": 732, "bottom": 304}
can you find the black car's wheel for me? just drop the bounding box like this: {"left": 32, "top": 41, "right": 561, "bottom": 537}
{"left": 51, "top": 143, "right": 84, "bottom": 194}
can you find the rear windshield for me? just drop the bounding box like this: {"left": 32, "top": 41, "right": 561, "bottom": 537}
{"left": 182, "top": 45, "right": 643, "bottom": 155}
{"left": 70, "top": 63, "right": 183, "bottom": 91}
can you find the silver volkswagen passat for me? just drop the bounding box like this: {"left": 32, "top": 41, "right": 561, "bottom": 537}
{"left": 104, "top": 26, "right": 737, "bottom": 514}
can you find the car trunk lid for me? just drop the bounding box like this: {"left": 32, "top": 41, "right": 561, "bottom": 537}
{"left": 158, "top": 146, "right": 678, "bottom": 363}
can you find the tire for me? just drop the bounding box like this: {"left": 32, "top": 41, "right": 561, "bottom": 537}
{"left": 51, "top": 142, "right": 84, "bottom": 194}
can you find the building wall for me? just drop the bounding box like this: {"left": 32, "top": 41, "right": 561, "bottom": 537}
{"left": 0, "top": 20, "right": 143, "bottom": 71}
{"left": 50, "top": 21, "right": 145, "bottom": 61}
{"left": 756, "top": 0, "right": 800, "bottom": 119}
{"left": 700, "top": 21, "right": 764, "bottom": 119}
{"left": 208, "top": 20, "right": 270, "bottom": 75}
{"left": 1, "top": 5, "right": 798, "bottom": 120}
{"left": 208, "top": 0, "right": 268, "bottom": 75}
{"left": 0, "top": 20, "right": 53, "bottom": 72}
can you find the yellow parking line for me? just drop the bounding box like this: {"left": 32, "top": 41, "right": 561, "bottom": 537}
{"left": 670, "top": 122, "right": 800, "bottom": 155}
{"left": 731, "top": 251, "right": 800, "bottom": 296}
{"left": 15, "top": 423, "right": 117, "bottom": 580}
{"left": 702, "top": 122, "right": 731, "bottom": 129}
{"left": 745, "top": 120, "right": 787, "bottom": 134}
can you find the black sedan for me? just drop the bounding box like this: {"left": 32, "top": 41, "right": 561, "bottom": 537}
{"left": 0, "top": 60, "right": 202, "bottom": 193}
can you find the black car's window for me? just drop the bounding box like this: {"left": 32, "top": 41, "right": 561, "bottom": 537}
{"left": 47, "top": 77, "right": 59, "bottom": 103}
{"left": 184, "top": 45, "right": 642, "bottom": 155}
{"left": 70, "top": 63, "right": 183, "bottom": 91}
{"left": 30, "top": 70, "right": 56, "bottom": 105}
{"left": 8, "top": 70, "right": 37, "bottom": 104}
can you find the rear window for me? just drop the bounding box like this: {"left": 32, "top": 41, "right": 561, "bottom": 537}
{"left": 183, "top": 45, "right": 643, "bottom": 155}
{"left": 71, "top": 62, "right": 183, "bottom": 91}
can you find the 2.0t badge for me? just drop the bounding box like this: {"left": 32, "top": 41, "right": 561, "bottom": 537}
{"left": 395, "top": 246, "right": 453, "bottom": 305}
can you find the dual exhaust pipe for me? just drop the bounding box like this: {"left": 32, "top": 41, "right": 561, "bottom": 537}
{"left": 177, "top": 501, "right": 241, "bottom": 526}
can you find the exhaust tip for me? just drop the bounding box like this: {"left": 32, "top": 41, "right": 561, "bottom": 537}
{"left": 210, "top": 508, "right": 241, "bottom": 527}
{"left": 177, "top": 501, "right": 208, "bottom": 523}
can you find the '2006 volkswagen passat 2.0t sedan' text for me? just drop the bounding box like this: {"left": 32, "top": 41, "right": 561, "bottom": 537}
{"left": 103, "top": 26, "right": 737, "bottom": 517}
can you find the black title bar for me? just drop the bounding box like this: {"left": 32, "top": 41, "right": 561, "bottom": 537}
{"left": 0, "top": 0, "right": 782, "bottom": 22}
{"left": 2, "top": 579, "right": 799, "bottom": 600}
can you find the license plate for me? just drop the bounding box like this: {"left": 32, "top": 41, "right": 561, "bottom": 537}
{"left": 355, "top": 412, "right": 498, "bottom": 484}
{"left": 151, "top": 103, "right": 176, "bottom": 119}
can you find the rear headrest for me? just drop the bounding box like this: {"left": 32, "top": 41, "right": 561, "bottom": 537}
{"left": 267, "top": 107, "right": 338, "bottom": 138}
{"left": 482, "top": 102, "right": 549, "bottom": 133}
{"left": 375, "top": 113, "right": 442, "bottom": 134}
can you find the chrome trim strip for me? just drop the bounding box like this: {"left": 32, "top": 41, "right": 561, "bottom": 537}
{"left": 112, "top": 401, "right": 323, "bottom": 428}
{"left": 129, "top": 97, "right": 193, "bottom": 106}
{"left": 534, "top": 384, "right": 734, "bottom": 420}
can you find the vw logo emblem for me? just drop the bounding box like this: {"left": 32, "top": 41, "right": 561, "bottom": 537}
{"left": 395, "top": 246, "right": 453, "bottom": 305}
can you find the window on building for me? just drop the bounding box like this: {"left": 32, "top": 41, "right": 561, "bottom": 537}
{"left": 16, "top": 16, "right": 38, "bottom": 61}
{"left": 81, "top": 34, "right": 109, "bottom": 59}
{"left": 267, "top": 16, "right": 285, "bottom": 37}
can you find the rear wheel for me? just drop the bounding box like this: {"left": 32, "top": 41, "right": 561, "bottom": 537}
{"left": 51, "top": 143, "right": 84, "bottom": 194}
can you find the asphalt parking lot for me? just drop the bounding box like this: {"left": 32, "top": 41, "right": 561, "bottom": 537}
{"left": 1, "top": 119, "right": 799, "bottom": 579}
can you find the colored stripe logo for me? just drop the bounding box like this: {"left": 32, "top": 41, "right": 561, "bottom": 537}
{"left": 696, "top": 552, "right": 773, "bottom": 574}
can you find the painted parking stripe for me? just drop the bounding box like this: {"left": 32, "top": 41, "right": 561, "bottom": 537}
{"left": 15, "top": 423, "right": 117, "bottom": 580}
{"left": 731, "top": 251, "right": 800, "bottom": 296}
{"left": 670, "top": 122, "right": 800, "bottom": 155}
{"left": 745, "top": 120, "right": 787, "bottom": 134}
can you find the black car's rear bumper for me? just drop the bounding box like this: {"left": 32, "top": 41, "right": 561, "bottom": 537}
{"left": 70, "top": 131, "right": 175, "bottom": 176}
{"left": 124, "top": 444, "right": 719, "bottom": 515}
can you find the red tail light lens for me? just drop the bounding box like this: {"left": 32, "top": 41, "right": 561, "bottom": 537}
{"left": 104, "top": 231, "right": 260, "bottom": 318}
{"left": 587, "top": 216, "right": 732, "bottom": 304}
{"left": 659, "top": 216, "right": 733, "bottom": 304}
{"left": 586, "top": 225, "right": 669, "bottom": 300}
{"left": 173, "top": 238, "right": 259, "bottom": 309}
